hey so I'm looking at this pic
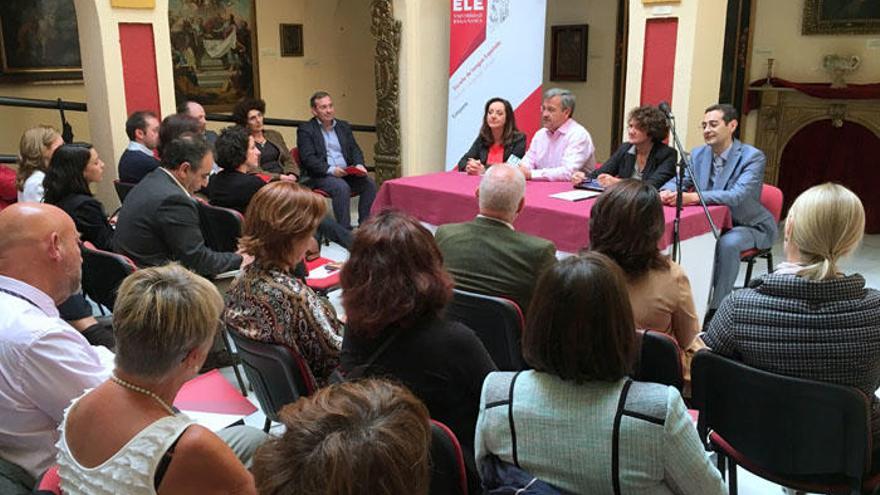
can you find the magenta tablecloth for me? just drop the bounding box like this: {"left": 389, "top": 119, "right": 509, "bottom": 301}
{"left": 372, "top": 171, "right": 731, "bottom": 252}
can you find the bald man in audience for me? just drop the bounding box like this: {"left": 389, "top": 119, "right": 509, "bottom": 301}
{"left": 435, "top": 164, "right": 556, "bottom": 312}
{"left": 0, "top": 203, "right": 112, "bottom": 478}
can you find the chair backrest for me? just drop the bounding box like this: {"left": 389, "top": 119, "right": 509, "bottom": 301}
{"left": 113, "top": 179, "right": 136, "bottom": 203}
{"left": 226, "top": 330, "right": 315, "bottom": 422}
{"left": 80, "top": 242, "right": 137, "bottom": 311}
{"left": 196, "top": 201, "right": 243, "bottom": 253}
{"left": 446, "top": 288, "right": 525, "bottom": 371}
{"left": 291, "top": 147, "right": 302, "bottom": 167}
{"left": 760, "top": 183, "right": 784, "bottom": 222}
{"left": 691, "top": 350, "right": 871, "bottom": 481}
{"left": 430, "top": 420, "right": 468, "bottom": 495}
{"left": 631, "top": 329, "right": 684, "bottom": 391}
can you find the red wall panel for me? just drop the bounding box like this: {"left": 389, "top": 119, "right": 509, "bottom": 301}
{"left": 640, "top": 18, "right": 678, "bottom": 107}
{"left": 119, "top": 23, "right": 161, "bottom": 116}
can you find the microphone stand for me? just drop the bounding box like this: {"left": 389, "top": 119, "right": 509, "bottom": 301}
{"left": 667, "top": 112, "right": 719, "bottom": 264}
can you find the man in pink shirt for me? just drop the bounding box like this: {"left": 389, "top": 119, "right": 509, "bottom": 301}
{"left": 519, "top": 88, "right": 596, "bottom": 181}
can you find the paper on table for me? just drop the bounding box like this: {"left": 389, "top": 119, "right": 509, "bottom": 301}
{"left": 549, "top": 189, "right": 601, "bottom": 202}
{"left": 180, "top": 410, "right": 249, "bottom": 432}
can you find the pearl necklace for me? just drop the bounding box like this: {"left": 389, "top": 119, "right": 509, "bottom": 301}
{"left": 111, "top": 375, "right": 176, "bottom": 416}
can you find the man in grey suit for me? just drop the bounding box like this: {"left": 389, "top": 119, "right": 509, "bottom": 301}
{"left": 435, "top": 164, "right": 557, "bottom": 313}
{"left": 660, "top": 104, "right": 777, "bottom": 317}
{"left": 114, "top": 133, "right": 246, "bottom": 277}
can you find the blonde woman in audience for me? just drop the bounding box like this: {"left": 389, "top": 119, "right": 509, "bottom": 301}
{"left": 476, "top": 253, "right": 725, "bottom": 494}
{"left": 703, "top": 183, "right": 880, "bottom": 451}
{"left": 589, "top": 179, "right": 702, "bottom": 380}
{"left": 15, "top": 125, "right": 63, "bottom": 202}
{"left": 225, "top": 181, "right": 343, "bottom": 388}
{"left": 253, "top": 379, "right": 432, "bottom": 495}
{"left": 56, "top": 263, "right": 266, "bottom": 494}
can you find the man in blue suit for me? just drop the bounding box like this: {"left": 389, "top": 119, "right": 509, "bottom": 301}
{"left": 660, "top": 104, "right": 777, "bottom": 318}
{"left": 297, "top": 91, "right": 377, "bottom": 230}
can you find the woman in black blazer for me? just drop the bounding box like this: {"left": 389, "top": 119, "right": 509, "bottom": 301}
{"left": 457, "top": 97, "right": 527, "bottom": 174}
{"left": 572, "top": 105, "right": 677, "bottom": 190}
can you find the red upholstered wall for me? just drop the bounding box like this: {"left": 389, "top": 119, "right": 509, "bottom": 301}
{"left": 119, "top": 23, "right": 161, "bottom": 116}
{"left": 778, "top": 120, "right": 880, "bottom": 233}
{"left": 640, "top": 18, "right": 678, "bottom": 107}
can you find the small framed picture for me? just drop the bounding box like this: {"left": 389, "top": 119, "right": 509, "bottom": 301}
{"left": 550, "top": 25, "right": 588, "bottom": 82}
{"left": 280, "top": 24, "right": 303, "bottom": 57}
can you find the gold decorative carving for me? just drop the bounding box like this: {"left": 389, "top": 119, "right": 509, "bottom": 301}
{"left": 371, "top": 0, "right": 402, "bottom": 183}
{"left": 753, "top": 88, "right": 880, "bottom": 185}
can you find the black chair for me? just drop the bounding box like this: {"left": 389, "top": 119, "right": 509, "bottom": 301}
{"left": 446, "top": 288, "right": 525, "bottom": 371}
{"left": 631, "top": 329, "right": 684, "bottom": 392}
{"left": 691, "top": 350, "right": 880, "bottom": 495}
{"left": 80, "top": 242, "right": 137, "bottom": 311}
{"left": 226, "top": 330, "right": 316, "bottom": 432}
{"left": 196, "top": 201, "right": 243, "bottom": 253}
{"left": 430, "top": 420, "right": 468, "bottom": 495}
{"left": 113, "top": 179, "right": 136, "bottom": 203}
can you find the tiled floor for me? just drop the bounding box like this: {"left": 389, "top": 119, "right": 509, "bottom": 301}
{"left": 220, "top": 234, "right": 880, "bottom": 494}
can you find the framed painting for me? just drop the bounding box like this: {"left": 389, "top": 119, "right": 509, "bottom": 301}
{"left": 803, "top": 0, "right": 880, "bottom": 35}
{"left": 550, "top": 25, "right": 588, "bottom": 82}
{"left": 169, "top": 0, "right": 259, "bottom": 112}
{"left": 280, "top": 24, "right": 303, "bottom": 57}
{"left": 0, "top": 0, "right": 82, "bottom": 82}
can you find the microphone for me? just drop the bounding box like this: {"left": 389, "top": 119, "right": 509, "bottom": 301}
{"left": 658, "top": 101, "right": 673, "bottom": 119}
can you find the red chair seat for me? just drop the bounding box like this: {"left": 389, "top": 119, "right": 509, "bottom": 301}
{"left": 710, "top": 431, "right": 880, "bottom": 494}
{"left": 739, "top": 247, "right": 766, "bottom": 259}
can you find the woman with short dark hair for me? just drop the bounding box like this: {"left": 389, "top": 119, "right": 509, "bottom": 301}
{"left": 232, "top": 97, "right": 298, "bottom": 179}
{"left": 572, "top": 105, "right": 677, "bottom": 189}
{"left": 206, "top": 126, "right": 265, "bottom": 213}
{"left": 476, "top": 253, "right": 725, "bottom": 494}
{"left": 253, "top": 379, "right": 432, "bottom": 495}
{"left": 339, "top": 210, "right": 495, "bottom": 491}
{"left": 43, "top": 144, "right": 114, "bottom": 250}
{"left": 589, "top": 179, "right": 701, "bottom": 373}
{"left": 225, "top": 181, "right": 343, "bottom": 388}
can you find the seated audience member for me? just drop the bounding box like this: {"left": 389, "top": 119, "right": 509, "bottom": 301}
{"left": 225, "top": 182, "right": 343, "bottom": 387}
{"left": 44, "top": 144, "right": 114, "bottom": 251}
{"left": 703, "top": 183, "right": 880, "bottom": 447}
{"left": 232, "top": 97, "right": 298, "bottom": 180}
{"left": 253, "top": 379, "right": 431, "bottom": 495}
{"left": 0, "top": 203, "right": 111, "bottom": 479}
{"left": 118, "top": 111, "right": 161, "bottom": 184}
{"left": 572, "top": 105, "right": 677, "bottom": 189}
{"left": 56, "top": 263, "right": 265, "bottom": 494}
{"left": 435, "top": 164, "right": 556, "bottom": 313}
{"left": 113, "top": 133, "right": 245, "bottom": 276}
{"left": 589, "top": 180, "right": 701, "bottom": 376}
{"left": 178, "top": 100, "right": 218, "bottom": 147}
{"left": 517, "top": 88, "right": 596, "bottom": 181}
{"left": 206, "top": 126, "right": 265, "bottom": 213}
{"left": 15, "top": 125, "right": 64, "bottom": 203}
{"left": 457, "top": 97, "right": 527, "bottom": 175}
{"left": 340, "top": 210, "right": 496, "bottom": 492}
{"left": 475, "top": 253, "right": 725, "bottom": 494}
{"left": 296, "top": 91, "right": 378, "bottom": 230}
{"left": 157, "top": 113, "right": 201, "bottom": 159}
{"left": 659, "top": 104, "right": 776, "bottom": 321}
{"left": 0, "top": 164, "right": 16, "bottom": 210}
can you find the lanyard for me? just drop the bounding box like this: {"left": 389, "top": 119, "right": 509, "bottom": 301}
{"left": 0, "top": 286, "right": 43, "bottom": 311}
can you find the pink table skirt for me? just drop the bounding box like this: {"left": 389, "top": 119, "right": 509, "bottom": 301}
{"left": 372, "top": 171, "right": 731, "bottom": 253}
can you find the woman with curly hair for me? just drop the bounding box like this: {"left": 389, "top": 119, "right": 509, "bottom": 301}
{"left": 16, "top": 125, "right": 64, "bottom": 202}
{"left": 339, "top": 210, "right": 496, "bottom": 493}
{"left": 231, "top": 97, "right": 298, "bottom": 180}
{"left": 572, "top": 105, "right": 677, "bottom": 189}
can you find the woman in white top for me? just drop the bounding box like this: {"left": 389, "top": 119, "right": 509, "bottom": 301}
{"left": 15, "top": 126, "right": 63, "bottom": 203}
{"left": 56, "top": 264, "right": 262, "bottom": 494}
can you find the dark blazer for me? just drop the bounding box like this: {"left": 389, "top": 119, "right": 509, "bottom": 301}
{"left": 117, "top": 149, "right": 160, "bottom": 184}
{"left": 259, "top": 129, "right": 299, "bottom": 177}
{"left": 206, "top": 170, "right": 266, "bottom": 214}
{"left": 435, "top": 216, "right": 557, "bottom": 313}
{"left": 55, "top": 194, "right": 114, "bottom": 251}
{"left": 113, "top": 168, "right": 241, "bottom": 276}
{"left": 590, "top": 141, "right": 677, "bottom": 189}
{"left": 296, "top": 118, "right": 365, "bottom": 179}
{"left": 456, "top": 132, "right": 527, "bottom": 171}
